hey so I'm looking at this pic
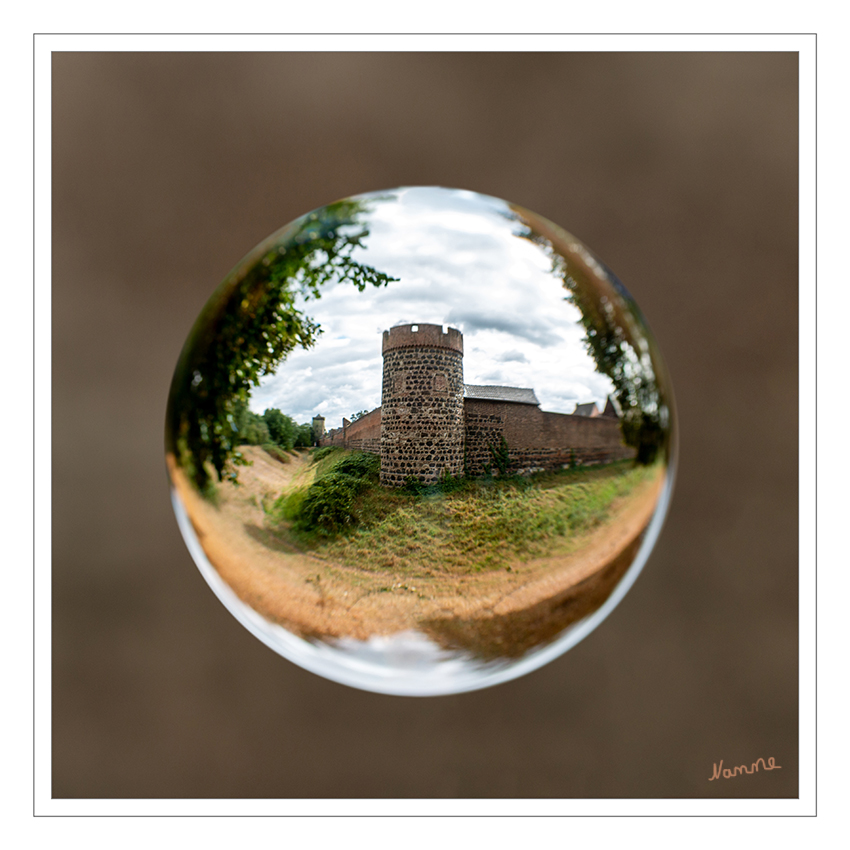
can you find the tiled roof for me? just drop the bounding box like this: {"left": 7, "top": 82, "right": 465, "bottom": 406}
{"left": 573, "top": 402, "right": 600, "bottom": 417}
{"left": 464, "top": 385, "right": 540, "bottom": 405}
{"left": 602, "top": 396, "right": 622, "bottom": 418}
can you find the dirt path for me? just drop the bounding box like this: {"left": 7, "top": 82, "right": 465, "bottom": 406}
{"left": 168, "top": 448, "right": 666, "bottom": 651}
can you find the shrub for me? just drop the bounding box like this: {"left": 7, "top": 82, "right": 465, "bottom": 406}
{"left": 275, "top": 486, "right": 309, "bottom": 522}
{"left": 296, "top": 472, "right": 363, "bottom": 534}
{"left": 293, "top": 423, "right": 313, "bottom": 448}
{"left": 437, "top": 469, "right": 469, "bottom": 494}
{"left": 200, "top": 476, "right": 220, "bottom": 505}
{"left": 237, "top": 407, "right": 270, "bottom": 445}
{"left": 263, "top": 408, "right": 298, "bottom": 449}
{"left": 331, "top": 452, "right": 380, "bottom": 480}
{"left": 402, "top": 476, "right": 427, "bottom": 496}
{"left": 276, "top": 450, "right": 380, "bottom": 535}
{"left": 311, "top": 446, "right": 342, "bottom": 464}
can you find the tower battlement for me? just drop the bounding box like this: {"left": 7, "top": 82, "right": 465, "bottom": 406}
{"left": 382, "top": 323, "right": 463, "bottom": 355}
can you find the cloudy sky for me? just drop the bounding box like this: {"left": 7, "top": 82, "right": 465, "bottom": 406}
{"left": 249, "top": 187, "right": 615, "bottom": 427}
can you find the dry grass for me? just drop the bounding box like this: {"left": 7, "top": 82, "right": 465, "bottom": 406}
{"left": 271, "top": 455, "right": 658, "bottom": 575}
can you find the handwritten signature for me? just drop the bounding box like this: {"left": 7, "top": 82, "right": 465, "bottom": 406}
{"left": 709, "top": 757, "right": 781, "bottom": 781}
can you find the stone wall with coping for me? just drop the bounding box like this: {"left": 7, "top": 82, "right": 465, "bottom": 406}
{"left": 343, "top": 406, "right": 382, "bottom": 454}
{"left": 462, "top": 399, "right": 635, "bottom": 475}
{"left": 463, "top": 408, "right": 504, "bottom": 475}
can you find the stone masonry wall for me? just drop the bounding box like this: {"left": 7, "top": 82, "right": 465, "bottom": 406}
{"left": 463, "top": 399, "right": 635, "bottom": 475}
{"left": 463, "top": 409, "right": 504, "bottom": 475}
{"left": 343, "top": 406, "right": 381, "bottom": 454}
{"left": 321, "top": 427, "right": 345, "bottom": 447}
{"left": 380, "top": 324, "right": 465, "bottom": 486}
{"left": 317, "top": 408, "right": 381, "bottom": 454}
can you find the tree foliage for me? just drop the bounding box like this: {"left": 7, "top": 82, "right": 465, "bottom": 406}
{"left": 234, "top": 401, "right": 270, "bottom": 445}
{"left": 167, "top": 198, "right": 398, "bottom": 489}
{"left": 293, "top": 423, "right": 313, "bottom": 448}
{"left": 510, "top": 215, "right": 669, "bottom": 464}
{"left": 262, "top": 408, "right": 297, "bottom": 449}
{"left": 260, "top": 408, "right": 314, "bottom": 451}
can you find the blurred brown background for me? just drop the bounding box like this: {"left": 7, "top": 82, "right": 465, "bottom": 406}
{"left": 52, "top": 52, "right": 798, "bottom": 799}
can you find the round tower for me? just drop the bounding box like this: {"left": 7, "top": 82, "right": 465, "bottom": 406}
{"left": 380, "top": 323, "right": 464, "bottom": 487}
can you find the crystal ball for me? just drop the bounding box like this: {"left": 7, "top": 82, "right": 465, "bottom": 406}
{"left": 166, "top": 187, "right": 676, "bottom": 695}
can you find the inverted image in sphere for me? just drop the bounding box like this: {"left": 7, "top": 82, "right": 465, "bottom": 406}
{"left": 165, "top": 186, "right": 676, "bottom": 695}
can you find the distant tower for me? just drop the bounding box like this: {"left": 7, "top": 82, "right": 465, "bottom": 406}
{"left": 380, "top": 323, "right": 465, "bottom": 486}
{"left": 311, "top": 415, "right": 326, "bottom": 445}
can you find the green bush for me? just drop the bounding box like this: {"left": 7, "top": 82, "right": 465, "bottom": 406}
{"left": 276, "top": 450, "right": 380, "bottom": 535}
{"left": 275, "top": 486, "right": 309, "bottom": 522}
{"left": 331, "top": 452, "right": 380, "bottom": 480}
{"left": 438, "top": 469, "right": 469, "bottom": 494}
{"left": 311, "top": 446, "right": 342, "bottom": 464}
{"left": 296, "top": 472, "right": 363, "bottom": 534}
{"left": 402, "top": 476, "right": 426, "bottom": 496}
{"left": 237, "top": 406, "right": 270, "bottom": 445}
{"left": 294, "top": 423, "right": 313, "bottom": 448}
{"left": 262, "top": 408, "right": 298, "bottom": 449}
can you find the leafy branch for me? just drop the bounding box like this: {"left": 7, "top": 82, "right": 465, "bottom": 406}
{"left": 167, "top": 198, "right": 398, "bottom": 489}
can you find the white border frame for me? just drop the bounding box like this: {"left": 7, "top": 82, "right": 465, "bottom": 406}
{"left": 32, "top": 33, "right": 816, "bottom": 820}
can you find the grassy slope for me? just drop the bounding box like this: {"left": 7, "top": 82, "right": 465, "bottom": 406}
{"left": 270, "top": 451, "right": 658, "bottom": 575}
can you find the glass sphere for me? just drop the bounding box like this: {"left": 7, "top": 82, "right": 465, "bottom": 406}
{"left": 166, "top": 187, "right": 676, "bottom": 695}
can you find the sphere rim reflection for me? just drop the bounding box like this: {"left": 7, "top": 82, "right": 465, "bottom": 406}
{"left": 171, "top": 459, "right": 675, "bottom": 696}
{"left": 166, "top": 185, "right": 677, "bottom": 695}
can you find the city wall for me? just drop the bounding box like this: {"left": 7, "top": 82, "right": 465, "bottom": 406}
{"left": 321, "top": 407, "right": 382, "bottom": 453}
{"left": 463, "top": 399, "right": 635, "bottom": 475}
{"left": 316, "top": 322, "right": 635, "bottom": 482}
{"left": 343, "top": 407, "right": 382, "bottom": 454}
{"left": 320, "top": 399, "right": 635, "bottom": 474}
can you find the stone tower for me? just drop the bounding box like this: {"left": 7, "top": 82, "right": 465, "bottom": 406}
{"left": 380, "top": 323, "right": 465, "bottom": 486}
{"left": 311, "top": 415, "right": 325, "bottom": 445}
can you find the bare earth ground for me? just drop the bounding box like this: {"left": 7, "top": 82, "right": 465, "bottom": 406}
{"left": 167, "top": 448, "right": 666, "bottom": 657}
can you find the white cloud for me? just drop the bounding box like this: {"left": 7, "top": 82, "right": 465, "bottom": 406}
{"left": 497, "top": 350, "right": 529, "bottom": 364}
{"left": 250, "top": 187, "right": 616, "bottom": 427}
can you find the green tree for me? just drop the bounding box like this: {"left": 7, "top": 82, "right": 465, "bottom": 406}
{"left": 293, "top": 423, "right": 313, "bottom": 448}
{"left": 263, "top": 408, "right": 297, "bottom": 449}
{"left": 235, "top": 402, "right": 270, "bottom": 445}
{"left": 509, "top": 211, "right": 669, "bottom": 464}
{"left": 167, "top": 198, "right": 398, "bottom": 489}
